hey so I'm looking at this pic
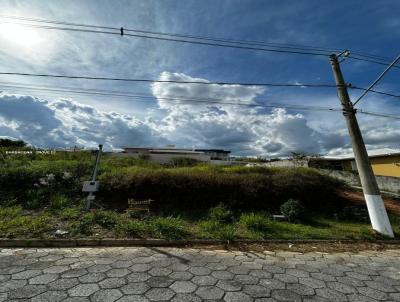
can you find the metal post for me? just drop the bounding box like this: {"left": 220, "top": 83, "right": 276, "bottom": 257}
{"left": 330, "top": 54, "right": 394, "bottom": 237}
{"left": 85, "top": 144, "right": 103, "bottom": 211}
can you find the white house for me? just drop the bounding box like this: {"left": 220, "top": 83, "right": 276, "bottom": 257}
{"left": 118, "top": 147, "right": 231, "bottom": 164}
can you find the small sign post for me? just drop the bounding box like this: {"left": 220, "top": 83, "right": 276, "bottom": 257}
{"left": 127, "top": 199, "right": 152, "bottom": 216}
{"left": 83, "top": 144, "right": 102, "bottom": 211}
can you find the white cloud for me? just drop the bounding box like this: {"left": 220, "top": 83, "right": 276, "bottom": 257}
{"left": 1, "top": 72, "right": 399, "bottom": 157}
{"left": 151, "top": 72, "right": 347, "bottom": 156}
{"left": 0, "top": 93, "right": 164, "bottom": 150}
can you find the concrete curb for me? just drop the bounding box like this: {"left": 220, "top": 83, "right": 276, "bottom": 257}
{"left": 0, "top": 238, "right": 399, "bottom": 248}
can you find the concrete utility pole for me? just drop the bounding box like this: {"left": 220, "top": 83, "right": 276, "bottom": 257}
{"left": 330, "top": 54, "right": 394, "bottom": 237}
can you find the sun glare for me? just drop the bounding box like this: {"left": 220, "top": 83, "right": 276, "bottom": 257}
{"left": 0, "top": 23, "right": 42, "bottom": 48}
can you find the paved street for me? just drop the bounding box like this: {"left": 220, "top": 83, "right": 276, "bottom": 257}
{"left": 1, "top": 247, "right": 400, "bottom": 301}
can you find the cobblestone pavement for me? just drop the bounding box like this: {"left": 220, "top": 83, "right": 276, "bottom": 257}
{"left": 1, "top": 247, "right": 400, "bottom": 301}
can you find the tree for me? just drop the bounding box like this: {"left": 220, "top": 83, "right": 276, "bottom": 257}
{"left": 0, "top": 139, "right": 27, "bottom": 148}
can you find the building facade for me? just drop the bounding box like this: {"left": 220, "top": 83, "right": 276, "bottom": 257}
{"left": 310, "top": 148, "right": 400, "bottom": 177}
{"left": 119, "top": 147, "right": 231, "bottom": 164}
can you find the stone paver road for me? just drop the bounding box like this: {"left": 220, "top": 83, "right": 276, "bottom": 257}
{"left": 1, "top": 247, "right": 400, "bottom": 301}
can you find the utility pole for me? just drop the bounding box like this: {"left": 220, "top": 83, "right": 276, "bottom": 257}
{"left": 330, "top": 53, "right": 394, "bottom": 237}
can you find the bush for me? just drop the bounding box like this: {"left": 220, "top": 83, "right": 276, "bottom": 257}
{"left": 239, "top": 213, "right": 270, "bottom": 232}
{"left": 116, "top": 219, "right": 147, "bottom": 237}
{"left": 60, "top": 207, "right": 81, "bottom": 220}
{"left": 280, "top": 199, "right": 306, "bottom": 222}
{"left": 169, "top": 157, "right": 200, "bottom": 167}
{"left": 208, "top": 203, "right": 233, "bottom": 223}
{"left": 99, "top": 166, "right": 345, "bottom": 212}
{"left": 70, "top": 213, "right": 94, "bottom": 235}
{"left": 151, "top": 217, "right": 189, "bottom": 239}
{"left": 197, "top": 219, "right": 236, "bottom": 241}
{"left": 93, "top": 210, "right": 118, "bottom": 229}
{"left": 0, "top": 206, "right": 23, "bottom": 220}
{"left": 50, "top": 194, "right": 69, "bottom": 211}
{"left": 339, "top": 205, "right": 369, "bottom": 222}
{"left": 25, "top": 188, "right": 49, "bottom": 209}
{"left": 216, "top": 225, "right": 236, "bottom": 241}
{"left": 0, "top": 213, "right": 51, "bottom": 238}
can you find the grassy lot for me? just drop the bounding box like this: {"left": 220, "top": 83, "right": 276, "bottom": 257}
{"left": 0, "top": 149, "right": 399, "bottom": 240}
{"left": 1, "top": 202, "right": 399, "bottom": 240}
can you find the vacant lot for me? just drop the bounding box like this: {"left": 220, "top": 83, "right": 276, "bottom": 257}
{"left": 0, "top": 150, "right": 399, "bottom": 240}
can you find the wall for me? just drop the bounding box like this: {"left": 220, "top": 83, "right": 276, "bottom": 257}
{"left": 370, "top": 156, "right": 400, "bottom": 177}
{"left": 318, "top": 169, "right": 400, "bottom": 195}
{"left": 262, "top": 159, "right": 309, "bottom": 168}
{"left": 111, "top": 152, "right": 211, "bottom": 163}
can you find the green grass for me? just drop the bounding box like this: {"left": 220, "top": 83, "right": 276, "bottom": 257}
{"left": 0, "top": 153, "right": 398, "bottom": 240}
{"left": 0, "top": 204, "right": 399, "bottom": 240}
{"left": 0, "top": 212, "right": 51, "bottom": 238}
{"left": 150, "top": 217, "right": 190, "bottom": 239}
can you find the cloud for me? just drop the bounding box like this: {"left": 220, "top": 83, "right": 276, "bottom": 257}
{"left": 1, "top": 71, "right": 399, "bottom": 157}
{"left": 151, "top": 72, "right": 347, "bottom": 156}
{"left": 0, "top": 93, "right": 164, "bottom": 150}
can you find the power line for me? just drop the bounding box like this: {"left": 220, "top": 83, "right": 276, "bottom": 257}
{"left": 0, "top": 71, "right": 341, "bottom": 88}
{"left": 1, "top": 71, "right": 400, "bottom": 100}
{"left": 2, "top": 15, "right": 395, "bottom": 64}
{"left": 1, "top": 82, "right": 399, "bottom": 120}
{"left": 350, "top": 86, "right": 400, "bottom": 99}
{"left": 358, "top": 110, "right": 400, "bottom": 120}
{"left": 0, "top": 82, "right": 342, "bottom": 112}
{"left": 347, "top": 55, "right": 400, "bottom": 70}
{"left": 0, "top": 15, "right": 337, "bottom": 54}
{"left": 0, "top": 20, "right": 330, "bottom": 57}
{"left": 353, "top": 54, "right": 400, "bottom": 106}
{"left": 3, "top": 14, "right": 397, "bottom": 67}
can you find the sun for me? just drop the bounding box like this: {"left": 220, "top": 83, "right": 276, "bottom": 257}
{"left": 0, "top": 22, "right": 42, "bottom": 48}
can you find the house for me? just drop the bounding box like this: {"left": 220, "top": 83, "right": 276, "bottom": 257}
{"left": 194, "top": 149, "right": 231, "bottom": 161}
{"left": 119, "top": 147, "right": 231, "bottom": 164}
{"left": 309, "top": 148, "right": 400, "bottom": 177}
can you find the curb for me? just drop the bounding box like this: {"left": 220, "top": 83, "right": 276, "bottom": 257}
{"left": 0, "top": 238, "right": 399, "bottom": 248}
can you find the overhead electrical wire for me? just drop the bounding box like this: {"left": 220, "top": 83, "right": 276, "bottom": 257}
{"left": 0, "top": 20, "right": 330, "bottom": 57}
{"left": 357, "top": 110, "right": 400, "bottom": 120}
{"left": 0, "top": 15, "right": 337, "bottom": 54}
{"left": 0, "top": 82, "right": 342, "bottom": 112}
{"left": 347, "top": 55, "right": 400, "bottom": 70}
{"left": 1, "top": 82, "right": 399, "bottom": 120}
{"left": 0, "top": 15, "right": 398, "bottom": 117}
{"left": 1, "top": 15, "right": 396, "bottom": 65}
{"left": 0, "top": 71, "right": 399, "bottom": 100}
{"left": 0, "top": 71, "right": 341, "bottom": 88}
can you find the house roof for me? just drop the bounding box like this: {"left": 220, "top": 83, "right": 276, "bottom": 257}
{"left": 122, "top": 147, "right": 230, "bottom": 154}
{"left": 321, "top": 148, "right": 400, "bottom": 160}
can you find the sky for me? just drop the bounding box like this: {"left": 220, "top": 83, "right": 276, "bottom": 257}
{"left": 0, "top": 0, "right": 399, "bottom": 157}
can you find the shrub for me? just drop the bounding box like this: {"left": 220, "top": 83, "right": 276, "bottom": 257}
{"left": 217, "top": 225, "right": 236, "bottom": 241}
{"left": 198, "top": 219, "right": 220, "bottom": 234}
{"left": 93, "top": 210, "right": 118, "bottom": 229}
{"left": 25, "top": 188, "right": 49, "bottom": 209}
{"left": 0, "top": 206, "right": 23, "bottom": 220}
{"left": 50, "top": 194, "right": 69, "bottom": 211}
{"left": 0, "top": 213, "right": 51, "bottom": 238}
{"left": 169, "top": 157, "right": 200, "bottom": 167}
{"left": 339, "top": 206, "right": 369, "bottom": 222}
{"left": 239, "top": 213, "right": 270, "bottom": 232}
{"left": 197, "top": 219, "right": 236, "bottom": 241}
{"left": 60, "top": 207, "right": 81, "bottom": 220}
{"left": 98, "top": 166, "right": 344, "bottom": 212}
{"left": 115, "top": 219, "right": 147, "bottom": 237}
{"left": 70, "top": 213, "right": 94, "bottom": 235}
{"left": 151, "top": 217, "right": 189, "bottom": 239}
{"left": 208, "top": 203, "right": 233, "bottom": 223}
{"left": 280, "top": 199, "right": 306, "bottom": 222}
